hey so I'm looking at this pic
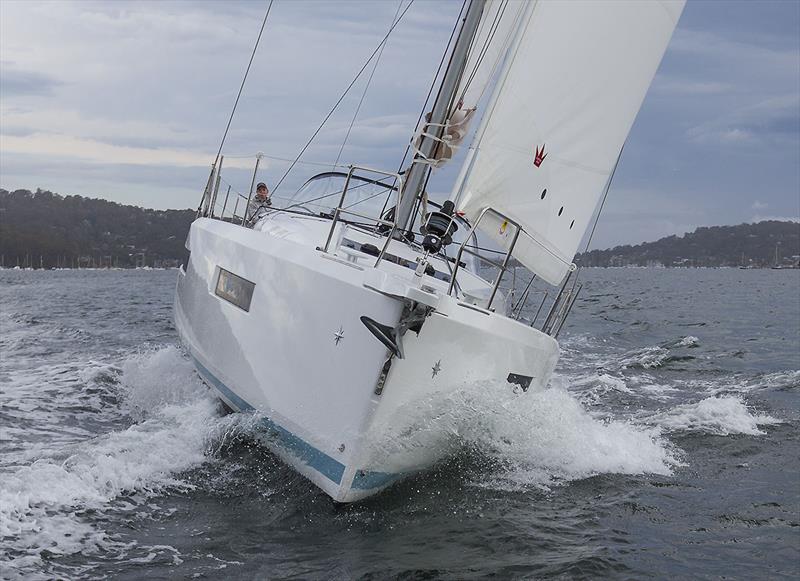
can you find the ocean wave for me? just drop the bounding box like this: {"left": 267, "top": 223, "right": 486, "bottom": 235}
{"left": 744, "top": 370, "right": 800, "bottom": 392}
{"left": 364, "top": 381, "right": 680, "bottom": 492}
{"left": 681, "top": 370, "right": 800, "bottom": 397}
{"left": 0, "top": 346, "right": 224, "bottom": 578}
{"left": 644, "top": 396, "right": 782, "bottom": 436}
{"left": 617, "top": 345, "right": 697, "bottom": 370}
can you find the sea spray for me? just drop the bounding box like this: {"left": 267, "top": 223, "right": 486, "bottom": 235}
{"left": 363, "top": 380, "right": 680, "bottom": 490}
{"left": 0, "top": 346, "right": 224, "bottom": 576}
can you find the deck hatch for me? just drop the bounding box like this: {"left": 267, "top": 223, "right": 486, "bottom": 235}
{"left": 215, "top": 268, "right": 255, "bottom": 312}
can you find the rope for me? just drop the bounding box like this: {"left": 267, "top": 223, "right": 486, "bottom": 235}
{"left": 272, "top": 0, "right": 416, "bottom": 195}
{"left": 213, "top": 0, "right": 274, "bottom": 166}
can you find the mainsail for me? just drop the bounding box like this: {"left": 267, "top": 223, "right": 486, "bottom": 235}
{"left": 452, "top": 0, "right": 686, "bottom": 285}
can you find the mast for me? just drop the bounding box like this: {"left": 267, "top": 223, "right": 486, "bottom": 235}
{"left": 395, "top": 0, "right": 486, "bottom": 231}
{"left": 452, "top": 0, "right": 533, "bottom": 207}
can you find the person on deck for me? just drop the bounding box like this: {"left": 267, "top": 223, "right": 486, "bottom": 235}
{"left": 247, "top": 182, "right": 272, "bottom": 225}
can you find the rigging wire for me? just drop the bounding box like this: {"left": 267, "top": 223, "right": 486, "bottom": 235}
{"left": 393, "top": 0, "right": 467, "bottom": 177}
{"left": 332, "top": 0, "right": 405, "bottom": 171}
{"left": 272, "top": 0, "right": 416, "bottom": 195}
{"left": 377, "top": 0, "right": 467, "bottom": 221}
{"left": 402, "top": 0, "right": 514, "bottom": 231}
{"left": 213, "top": 0, "right": 274, "bottom": 167}
{"left": 218, "top": 151, "right": 350, "bottom": 168}
{"left": 567, "top": 143, "right": 626, "bottom": 292}
{"left": 583, "top": 143, "right": 624, "bottom": 256}
{"left": 457, "top": 0, "right": 508, "bottom": 104}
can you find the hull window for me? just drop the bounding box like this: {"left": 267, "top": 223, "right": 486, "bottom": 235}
{"left": 215, "top": 268, "right": 255, "bottom": 312}
{"left": 506, "top": 373, "right": 533, "bottom": 391}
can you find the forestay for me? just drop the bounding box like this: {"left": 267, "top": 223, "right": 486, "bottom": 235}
{"left": 453, "top": 0, "right": 685, "bottom": 285}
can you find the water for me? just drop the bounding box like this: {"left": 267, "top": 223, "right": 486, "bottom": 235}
{"left": 1, "top": 268, "right": 798, "bottom": 580}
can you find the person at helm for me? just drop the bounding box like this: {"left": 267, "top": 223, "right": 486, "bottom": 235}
{"left": 247, "top": 182, "right": 272, "bottom": 225}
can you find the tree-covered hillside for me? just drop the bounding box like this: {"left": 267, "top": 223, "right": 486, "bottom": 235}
{"left": 1, "top": 188, "right": 194, "bottom": 268}
{"left": 2, "top": 188, "right": 798, "bottom": 269}
{"left": 577, "top": 221, "right": 800, "bottom": 268}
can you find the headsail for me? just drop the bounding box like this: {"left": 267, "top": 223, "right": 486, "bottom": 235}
{"left": 453, "top": 0, "right": 686, "bottom": 285}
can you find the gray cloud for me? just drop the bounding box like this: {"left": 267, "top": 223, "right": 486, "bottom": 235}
{"left": 0, "top": 62, "right": 62, "bottom": 97}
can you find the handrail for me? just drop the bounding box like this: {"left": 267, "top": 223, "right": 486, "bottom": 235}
{"left": 320, "top": 165, "right": 404, "bottom": 267}
{"left": 447, "top": 206, "right": 522, "bottom": 311}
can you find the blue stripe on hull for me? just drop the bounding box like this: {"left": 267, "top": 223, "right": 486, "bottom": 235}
{"left": 351, "top": 469, "right": 401, "bottom": 490}
{"left": 191, "top": 356, "right": 399, "bottom": 493}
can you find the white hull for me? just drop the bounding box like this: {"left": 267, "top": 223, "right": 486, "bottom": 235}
{"left": 175, "top": 215, "right": 559, "bottom": 501}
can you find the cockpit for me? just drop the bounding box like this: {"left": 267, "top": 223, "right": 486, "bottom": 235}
{"left": 278, "top": 171, "right": 479, "bottom": 269}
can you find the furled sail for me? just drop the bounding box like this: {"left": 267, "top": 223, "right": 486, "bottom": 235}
{"left": 453, "top": 0, "right": 685, "bottom": 285}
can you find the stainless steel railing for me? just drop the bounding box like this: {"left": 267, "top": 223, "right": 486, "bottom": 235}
{"left": 447, "top": 207, "right": 521, "bottom": 312}
{"left": 320, "top": 165, "right": 404, "bottom": 268}
{"left": 196, "top": 158, "right": 583, "bottom": 337}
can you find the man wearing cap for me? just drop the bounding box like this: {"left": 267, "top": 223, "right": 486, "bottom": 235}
{"left": 247, "top": 182, "right": 272, "bottom": 225}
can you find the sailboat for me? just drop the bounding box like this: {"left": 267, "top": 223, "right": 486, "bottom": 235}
{"left": 175, "top": 0, "right": 685, "bottom": 502}
{"left": 772, "top": 243, "right": 783, "bottom": 269}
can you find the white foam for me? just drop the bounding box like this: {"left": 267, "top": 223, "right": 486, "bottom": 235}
{"left": 614, "top": 336, "right": 700, "bottom": 370}
{"left": 735, "top": 370, "right": 800, "bottom": 394}
{"left": 366, "top": 381, "right": 679, "bottom": 490}
{"left": 0, "top": 346, "right": 223, "bottom": 576}
{"left": 120, "top": 345, "right": 211, "bottom": 418}
{"left": 675, "top": 336, "right": 700, "bottom": 348}
{"left": 618, "top": 346, "right": 671, "bottom": 369}
{"left": 645, "top": 396, "right": 782, "bottom": 436}
{"left": 572, "top": 373, "right": 633, "bottom": 394}
{"left": 636, "top": 382, "right": 680, "bottom": 399}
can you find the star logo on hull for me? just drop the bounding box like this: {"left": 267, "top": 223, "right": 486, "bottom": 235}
{"left": 431, "top": 360, "right": 441, "bottom": 379}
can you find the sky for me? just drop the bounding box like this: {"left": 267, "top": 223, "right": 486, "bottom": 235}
{"left": 1, "top": 0, "right": 798, "bottom": 250}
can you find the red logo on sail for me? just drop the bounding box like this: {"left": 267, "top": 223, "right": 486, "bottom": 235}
{"left": 534, "top": 144, "right": 547, "bottom": 167}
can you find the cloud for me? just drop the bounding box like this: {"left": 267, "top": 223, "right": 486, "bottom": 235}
{"left": 750, "top": 215, "right": 800, "bottom": 223}
{"left": 0, "top": 107, "right": 192, "bottom": 149}
{"left": 651, "top": 77, "right": 732, "bottom": 95}
{"left": 751, "top": 200, "right": 769, "bottom": 210}
{"left": 669, "top": 27, "right": 799, "bottom": 74}
{"left": 686, "top": 94, "right": 800, "bottom": 145}
{"left": 0, "top": 62, "right": 61, "bottom": 96}
{"left": 0, "top": 133, "right": 257, "bottom": 169}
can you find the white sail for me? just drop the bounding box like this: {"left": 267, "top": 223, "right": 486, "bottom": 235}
{"left": 449, "top": 1, "right": 525, "bottom": 140}
{"left": 454, "top": 0, "right": 685, "bottom": 285}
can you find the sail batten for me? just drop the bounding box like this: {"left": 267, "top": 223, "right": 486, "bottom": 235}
{"left": 452, "top": 0, "right": 686, "bottom": 286}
